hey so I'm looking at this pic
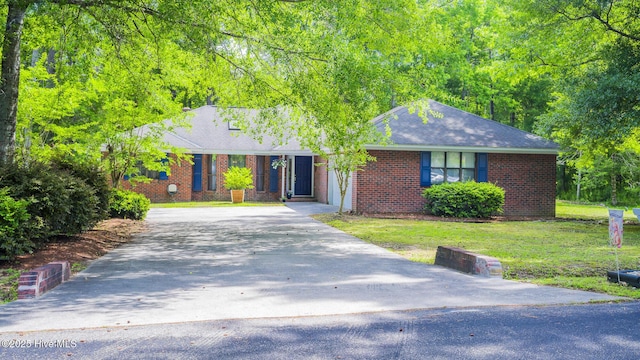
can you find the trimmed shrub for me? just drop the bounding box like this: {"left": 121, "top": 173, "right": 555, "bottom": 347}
{"left": 0, "top": 188, "right": 35, "bottom": 260}
{"left": 422, "top": 181, "right": 505, "bottom": 218}
{"left": 109, "top": 189, "right": 151, "bottom": 220}
{"left": 51, "top": 155, "right": 110, "bottom": 221}
{"left": 0, "top": 161, "right": 101, "bottom": 240}
{"left": 62, "top": 173, "right": 102, "bottom": 235}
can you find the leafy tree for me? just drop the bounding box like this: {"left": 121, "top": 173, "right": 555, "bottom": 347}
{"left": 0, "top": 0, "right": 331, "bottom": 164}
{"left": 11, "top": 4, "right": 194, "bottom": 186}
{"left": 228, "top": 0, "right": 436, "bottom": 214}
{"left": 510, "top": 0, "right": 640, "bottom": 204}
{"left": 1, "top": 0, "right": 159, "bottom": 164}
{"left": 426, "top": 0, "right": 542, "bottom": 128}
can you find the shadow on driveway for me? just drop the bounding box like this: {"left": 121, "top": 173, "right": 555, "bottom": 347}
{"left": 0, "top": 206, "right": 620, "bottom": 332}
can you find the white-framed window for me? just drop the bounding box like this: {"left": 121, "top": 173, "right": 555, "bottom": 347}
{"left": 430, "top": 151, "right": 476, "bottom": 184}
{"left": 421, "top": 151, "right": 487, "bottom": 186}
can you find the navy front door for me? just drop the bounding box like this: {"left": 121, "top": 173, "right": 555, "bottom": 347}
{"left": 192, "top": 154, "right": 203, "bottom": 192}
{"left": 294, "top": 156, "right": 313, "bottom": 196}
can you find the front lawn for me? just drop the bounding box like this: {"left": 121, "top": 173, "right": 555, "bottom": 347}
{"left": 556, "top": 201, "right": 639, "bottom": 221}
{"left": 316, "top": 201, "right": 640, "bottom": 298}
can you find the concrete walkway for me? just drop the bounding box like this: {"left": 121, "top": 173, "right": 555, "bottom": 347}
{"left": 0, "top": 204, "right": 620, "bottom": 333}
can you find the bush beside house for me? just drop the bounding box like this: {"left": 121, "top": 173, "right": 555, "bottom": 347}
{"left": 422, "top": 182, "right": 505, "bottom": 218}
{"left": 109, "top": 189, "right": 151, "bottom": 220}
{"left": 0, "top": 162, "right": 105, "bottom": 238}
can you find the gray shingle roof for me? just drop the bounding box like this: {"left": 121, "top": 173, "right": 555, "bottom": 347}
{"left": 369, "top": 100, "right": 559, "bottom": 154}
{"left": 158, "top": 106, "right": 309, "bottom": 155}
{"left": 153, "top": 100, "right": 557, "bottom": 155}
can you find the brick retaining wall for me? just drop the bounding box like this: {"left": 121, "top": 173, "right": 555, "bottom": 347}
{"left": 434, "top": 246, "right": 503, "bottom": 277}
{"left": 18, "top": 261, "right": 71, "bottom": 299}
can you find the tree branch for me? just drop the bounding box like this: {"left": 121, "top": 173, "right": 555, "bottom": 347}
{"left": 589, "top": 11, "right": 640, "bottom": 42}
{"left": 552, "top": 2, "right": 640, "bottom": 43}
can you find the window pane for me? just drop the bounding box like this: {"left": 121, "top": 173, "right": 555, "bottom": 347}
{"left": 208, "top": 155, "right": 217, "bottom": 191}
{"left": 431, "top": 168, "right": 444, "bottom": 184}
{"left": 256, "top": 156, "right": 265, "bottom": 191}
{"left": 210, "top": 155, "right": 217, "bottom": 174}
{"left": 229, "top": 155, "right": 246, "bottom": 168}
{"left": 462, "top": 169, "right": 475, "bottom": 182}
{"left": 446, "top": 152, "right": 460, "bottom": 168}
{"left": 446, "top": 168, "right": 460, "bottom": 182}
{"left": 136, "top": 161, "right": 159, "bottom": 180}
{"left": 461, "top": 153, "right": 475, "bottom": 168}
{"left": 431, "top": 151, "right": 445, "bottom": 167}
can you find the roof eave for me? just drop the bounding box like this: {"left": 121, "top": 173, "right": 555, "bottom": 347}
{"left": 365, "top": 144, "right": 559, "bottom": 155}
{"left": 178, "top": 148, "right": 316, "bottom": 156}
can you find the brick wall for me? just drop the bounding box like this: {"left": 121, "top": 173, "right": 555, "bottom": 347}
{"left": 122, "top": 154, "right": 192, "bottom": 202}
{"left": 488, "top": 153, "right": 556, "bottom": 217}
{"left": 354, "top": 150, "right": 557, "bottom": 217}
{"left": 354, "top": 150, "right": 425, "bottom": 214}
{"left": 126, "top": 154, "right": 286, "bottom": 203}
{"left": 191, "top": 154, "right": 281, "bottom": 202}
{"left": 18, "top": 261, "right": 71, "bottom": 299}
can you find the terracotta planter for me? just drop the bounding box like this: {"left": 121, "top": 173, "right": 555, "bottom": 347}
{"left": 230, "top": 189, "right": 245, "bottom": 203}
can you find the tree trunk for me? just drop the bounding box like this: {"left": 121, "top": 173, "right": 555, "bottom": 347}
{"left": 0, "top": 1, "right": 29, "bottom": 164}
{"left": 611, "top": 172, "right": 618, "bottom": 206}
{"left": 610, "top": 153, "right": 619, "bottom": 206}
{"left": 576, "top": 169, "right": 581, "bottom": 201}
{"left": 336, "top": 170, "right": 346, "bottom": 214}
{"left": 490, "top": 99, "right": 495, "bottom": 121}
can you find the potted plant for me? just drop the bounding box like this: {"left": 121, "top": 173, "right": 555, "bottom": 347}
{"left": 223, "top": 166, "right": 254, "bottom": 203}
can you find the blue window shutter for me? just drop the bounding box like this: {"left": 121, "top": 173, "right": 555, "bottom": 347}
{"left": 159, "top": 158, "right": 169, "bottom": 180}
{"left": 420, "top": 152, "right": 431, "bottom": 187}
{"left": 192, "top": 154, "right": 203, "bottom": 191}
{"left": 269, "top": 156, "right": 279, "bottom": 193}
{"left": 477, "top": 153, "right": 488, "bottom": 182}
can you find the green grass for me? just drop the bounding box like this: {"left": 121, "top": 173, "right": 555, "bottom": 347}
{"left": 151, "top": 201, "right": 284, "bottom": 208}
{"left": 556, "top": 200, "right": 639, "bottom": 221}
{"left": 0, "top": 269, "right": 20, "bottom": 303}
{"left": 71, "top": 262, "right": 87, "bottom": 273}
{"left": 316, "top": 201, "right": 640, "bottom": 299}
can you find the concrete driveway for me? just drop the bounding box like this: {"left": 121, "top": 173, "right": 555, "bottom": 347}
{"left": 0, "top": 204, "right": 620, "bottom": 333}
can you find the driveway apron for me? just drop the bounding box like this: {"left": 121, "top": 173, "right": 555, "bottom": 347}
{"left": 0, "top": 205, "right": 620, "bottom": 333}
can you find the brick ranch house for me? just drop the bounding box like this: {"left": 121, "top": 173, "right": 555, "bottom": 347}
{"left": 123, "top": 100, "right": 559, "bottom": 217}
